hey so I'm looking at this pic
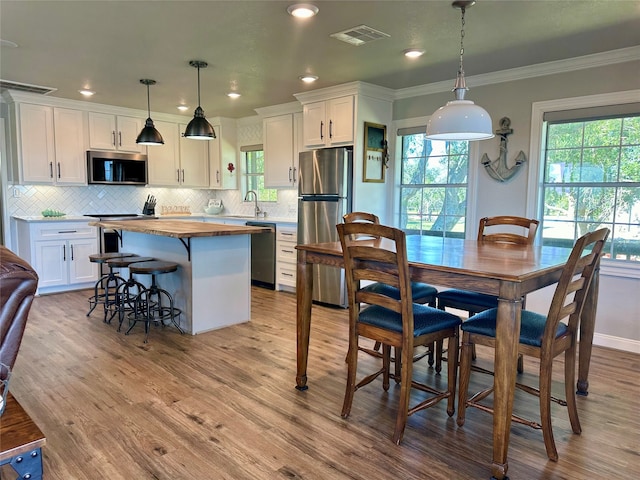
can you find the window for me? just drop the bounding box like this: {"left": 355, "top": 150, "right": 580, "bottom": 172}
{"left": 398, "top": 133, "right": 469, "bottom": 238}
{"left": 541, "top": 114, "right": 640, "bottom": 262}
{"left": 243, "top": 146, "right": 277, "bottom": 202}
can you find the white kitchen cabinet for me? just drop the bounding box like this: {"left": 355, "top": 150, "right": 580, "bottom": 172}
{"left": 276, "top": 225, "right": 297, "bottom": 291}
{"left": 147, "top": 120, "right": 181, "bottom": 186}
{"left": 302, "top": 95, "right": 354, "bottom": 148}
{"left": 209, "top": 119, "right": 238, "bottom": 190}
{"left": 14, "top": 220, "right": 99, "bottom": 294}
{"left": 13, "top": 104, "right": 87, "bottom": 185}
{"left": 88, "top": 112, "right": 143, "bottom": 153}
{"left": 179, "top": 123, "right": 210, "bottom": 188}
{"left": 264, "top": 114, "right": 294, "bottom": 188}
{"left": 53, "top": 107, "right": 87, "bottom": 184}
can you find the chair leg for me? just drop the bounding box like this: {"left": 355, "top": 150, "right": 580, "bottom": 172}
{"left": 435, "top": 340, "right": 444, "bottom": 374}
{"left": 382, "top": 344, "right": 391, "bottom": 391}
{"left": 564, "top": 345, "right": 581, "bottom": 435}
{"left": 456, "top": 332, "right": 473, "bottom": 427}
{"left": 392, "top": 345, "right": 413, "bottom": 445}
{"left": 539, "top": 358, "right": 559, "bottom": 461}
{"left": 446, "top": 331, "right": 459, "bottom": 417}
{"left": 341, "top": 331, "right": 359, "bottom": 419}
{"left": 517, "top": 353, "right": 524, "bottom": 374}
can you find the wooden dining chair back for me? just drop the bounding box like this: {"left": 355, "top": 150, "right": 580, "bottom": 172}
{"left": 337, "top": 222, "right": 461, "bottom": 444}
{"left": 478, "top": 215, "right": 540, "bottom": 245}
{"left": 456, "top": 227, "right": 609, "bottom": 461}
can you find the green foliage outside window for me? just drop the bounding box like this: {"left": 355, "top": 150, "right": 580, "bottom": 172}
{"left": 244, "top": 150, "right": 277, "bottom": 202}
{"left": 542, "top": 115, "right": 640, "bottom": 261}
{"left": 399, "top": 134, "right": 469, "bottom": 238}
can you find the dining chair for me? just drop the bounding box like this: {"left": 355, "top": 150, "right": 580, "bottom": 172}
{"left": 337, "top": 222, "right": 462, "bottom": 444}
{"left": 437, "top": 215, "right": 540, "bottom": 372}
{"left": 343, "top": 212, "right": 440, "bottom": 370}
{"left": 456, "top": 228, "right": 609, "bottom": 461}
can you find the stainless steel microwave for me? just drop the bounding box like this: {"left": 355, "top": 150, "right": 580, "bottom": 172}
{"left": 87, "top": 150, "right": 148, "bottom": 185}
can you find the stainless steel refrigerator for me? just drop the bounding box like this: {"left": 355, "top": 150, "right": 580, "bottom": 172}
{"left": 297, "top": 147, "right": 353, "bottom": 307}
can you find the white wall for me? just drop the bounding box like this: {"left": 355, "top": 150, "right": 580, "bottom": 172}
{"left": 390, "top": 59, "right": 640, "bottom": 352}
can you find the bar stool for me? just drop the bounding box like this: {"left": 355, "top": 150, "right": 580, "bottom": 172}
{"left": 104, "top": 256, "right": 155, "bottom": 327}
{"left": 126, "top": 261, "right": 184, "bottom": 343}
{"left": 86, "top": 252, "right": 138, "bottom": 322}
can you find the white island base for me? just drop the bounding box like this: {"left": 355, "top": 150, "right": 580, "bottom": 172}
{"left": 120, "top": 230, "right": 251, "bottom": 335}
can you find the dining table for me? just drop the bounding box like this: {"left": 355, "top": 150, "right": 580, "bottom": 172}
{"left": 295, "top": 234, "right": 601, "bottom": 480}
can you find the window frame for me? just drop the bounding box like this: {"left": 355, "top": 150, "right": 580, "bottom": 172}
{"left": 528, "top": 90, "right": 640, "bottom": 278}
{"left": 242, "top": 145, "right": 277, "bottom": 203}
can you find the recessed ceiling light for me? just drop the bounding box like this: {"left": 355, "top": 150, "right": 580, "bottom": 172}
{"left": 299, "top": 75, "right": 318, "bottom": 83}
{"left": 177, "top": 105, "right": 189, "bottom": 111}
{"left": 227, "top": 92, "right": 241, "bottom": 99}
{"left": 78, "top": 89, "right": 95, "bottom": 97}
{"left": 403, "top": 48, "right": 425, "bottom": 58}
{"left": 287, "top": 3, "right": 319, "bottom": 18}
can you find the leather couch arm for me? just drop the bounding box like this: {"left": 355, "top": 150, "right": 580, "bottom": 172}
{"left": 0, "top": 246, "right": 39, "bottom": 381}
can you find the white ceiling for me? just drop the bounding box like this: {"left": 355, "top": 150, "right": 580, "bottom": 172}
{"left": 1, "top": 0, "right": 639, "bottom": 119}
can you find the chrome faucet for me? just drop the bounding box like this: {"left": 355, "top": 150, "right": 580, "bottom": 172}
{"left": 244, "top": 190, "right": 262, "bottom": 216}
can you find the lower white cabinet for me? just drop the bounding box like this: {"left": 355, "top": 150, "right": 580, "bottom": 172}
{"left": 276, "top": 225, "right": 297, "bottom": 291}
{"left": 14, "top": 220, "right": 99, "bottom": 294}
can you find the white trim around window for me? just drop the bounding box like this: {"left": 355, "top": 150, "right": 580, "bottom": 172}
{"left": 527, "top": 89, "right": 640, "bottom": 279}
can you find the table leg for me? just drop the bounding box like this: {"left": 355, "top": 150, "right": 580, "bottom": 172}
{"left": 296, "top": 250, "right": 313, "bottom": 391}
{"left": 491, "top": 286, "right": 522, "bottom": 480}
{"left": 577, "top": 264, "right": 600, "bottom": 396}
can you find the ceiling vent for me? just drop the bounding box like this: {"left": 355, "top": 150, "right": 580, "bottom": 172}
{"left": 330, "top": 25, "right": 390, "bottom": 46}
{"left": 0, "top": 79, "right": 57, "bottom": 95}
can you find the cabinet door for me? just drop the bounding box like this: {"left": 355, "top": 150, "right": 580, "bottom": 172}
{"left": 34, "top": 240, "right": 67, "bottom": 288}
{"left": 148, "top": 121, "right": 181, "bottom": 186}
{"left": 53, "top": 108, "right": 87, "bottom": 184}
{"left": 68, "top": 238, "right": 98, "bottom": 284}
{"left": 302, "top": 101, "right": 327, "bottom": 148}
{"left": 209, "top": 123, "right": 238, "bottom": 190}
{"left": 18, "top": 103, "right": 55, "bottom": 184}
{"left": 117, "top": 116, "right": 143, "bottom": 153}
{"left": 327, "top": 96, "right": 354, "bottom": 145}
{"left": 88, "top": 112, "right": 117, "bottom": 150}
{"left": 264, "top": 114, "right": 294, "bottom": 188}
{"left": 179, "top": 124, "right": 209, "bottom": 187}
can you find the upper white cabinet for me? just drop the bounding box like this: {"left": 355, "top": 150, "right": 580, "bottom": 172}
{"left": 302, "top": 96, "right": 354, "bottom": 148}
{"left": 179, "top": 123, "right": 210, "bottom": 188}
{"left": 88, "top": 112, "right": 142, "bottom": 153}
{"left": 147, "top": 120, "right": 180, "bottom": 186}
{"left": 209, "top": 119, "right": 238, "bottom": 190}
{"left": 255, "top": 103, "right": 303, "bottom": 189}
{"left": 13, "top": 103, "right": 87, "bottom": 185}
{"left": 53, "top": 108, "right": 87, "bottom": 184}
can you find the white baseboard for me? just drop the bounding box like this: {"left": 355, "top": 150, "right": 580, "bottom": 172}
{"left": 593, "top": 333, "right": 640, "bottom": 354}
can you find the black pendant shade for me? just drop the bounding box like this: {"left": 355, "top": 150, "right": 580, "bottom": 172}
{"left": 136, "top": 79, "right": 164, "bottom": 145}
{"left": 184, "top": 60, "right": 216, "bottom": 140}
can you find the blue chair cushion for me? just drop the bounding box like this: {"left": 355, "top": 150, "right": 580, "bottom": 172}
{"left": 437, "top": 289, "right": 498, "bottom": 309}
{"left": 362, "top": 282, "right": 438, "bottom": 303}
{"left": 359, "top": 304, "right": 461, "bottom": 336}
{"left": 461, "top": 308, "right": 568, "bottom": 347}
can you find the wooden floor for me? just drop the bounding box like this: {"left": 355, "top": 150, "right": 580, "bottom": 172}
{"left": 3, "top": 287, "right": 639, "bottom": 480}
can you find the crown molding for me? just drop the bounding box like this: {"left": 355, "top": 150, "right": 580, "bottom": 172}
{"left": 394, "top": 46, "right": 640, "bottom": 100}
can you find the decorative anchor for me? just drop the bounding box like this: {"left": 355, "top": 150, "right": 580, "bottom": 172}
{"left": 481, "top": 117, "right": 527, "bottom": 182}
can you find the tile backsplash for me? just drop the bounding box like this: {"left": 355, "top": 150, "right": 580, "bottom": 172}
{"left": 5, "top": 184, "right": 298, "bottom": 219}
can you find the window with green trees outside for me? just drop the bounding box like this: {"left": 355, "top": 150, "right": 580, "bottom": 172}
{"left": 541, "top": 114, "right": 640, "bottom": 262}
{"left": 244, "top": 149, "right": 277, "bottom": 202}
{"left": 399, "top": 134, "right": 469, "bottom": 238}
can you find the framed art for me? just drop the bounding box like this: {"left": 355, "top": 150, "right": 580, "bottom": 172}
{"left": 363, "top": 122, "right": 387, "bottom": 183}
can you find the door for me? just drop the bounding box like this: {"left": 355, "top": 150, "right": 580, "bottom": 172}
{"left": 34, "top": 240, "right": 67, "bottom": 288}
{"left": 69, "top": 239, "right": 99, "bottom": 284}
{"left": 148, "top": 121, "right": 180, "bottom": 186}
{"left": 298, "top": 148, "right": 349, "bottom": 196}
{"left": 53, "top": 108, "right": 86, "bottom": 184}
{"left": 19, "top": 103, "right": 55, "bottom": 184}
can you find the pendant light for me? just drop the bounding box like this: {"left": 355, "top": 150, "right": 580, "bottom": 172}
{"left": 136, "top": 79, "right": 164, "bottom": 145}
{"left": 426, "top": 1, "right": 493, "bottom": 141}
{"left": 184, "top": 60, "right": 216, "bottom": 140}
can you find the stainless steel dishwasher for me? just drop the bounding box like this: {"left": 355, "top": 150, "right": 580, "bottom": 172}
{"left": 246, "top": 221, "right": 276, "bottom": 289}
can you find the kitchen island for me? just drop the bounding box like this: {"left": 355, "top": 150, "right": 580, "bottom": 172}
{"left": 90, "top": 219, "right": 269, "bottom": 335}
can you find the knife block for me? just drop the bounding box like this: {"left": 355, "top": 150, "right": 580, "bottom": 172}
{"left": 142, "top": 203, "right": 155, "bottom": 216}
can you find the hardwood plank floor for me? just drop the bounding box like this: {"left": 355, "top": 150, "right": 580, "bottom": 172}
{"left": 2, "top": 287, "right": 639, "bottom": 479}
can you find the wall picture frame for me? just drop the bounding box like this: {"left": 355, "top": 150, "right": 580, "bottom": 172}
{"left": 363, "top": 122, "right": 387, "bottom": 183}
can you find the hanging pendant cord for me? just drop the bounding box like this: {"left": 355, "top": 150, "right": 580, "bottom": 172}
{"left": 146, "top": 84, "right": 151, "bottom": 117}
{"left": 458, "top": 6, "right": 466, "bottom": 75}
{"left": 197, "top": 65, "right": 201, "bottom": 108}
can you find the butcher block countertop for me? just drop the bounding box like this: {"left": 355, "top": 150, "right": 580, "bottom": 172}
{"left": 89, "top": 219, "right": 270, "bottom": 238}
